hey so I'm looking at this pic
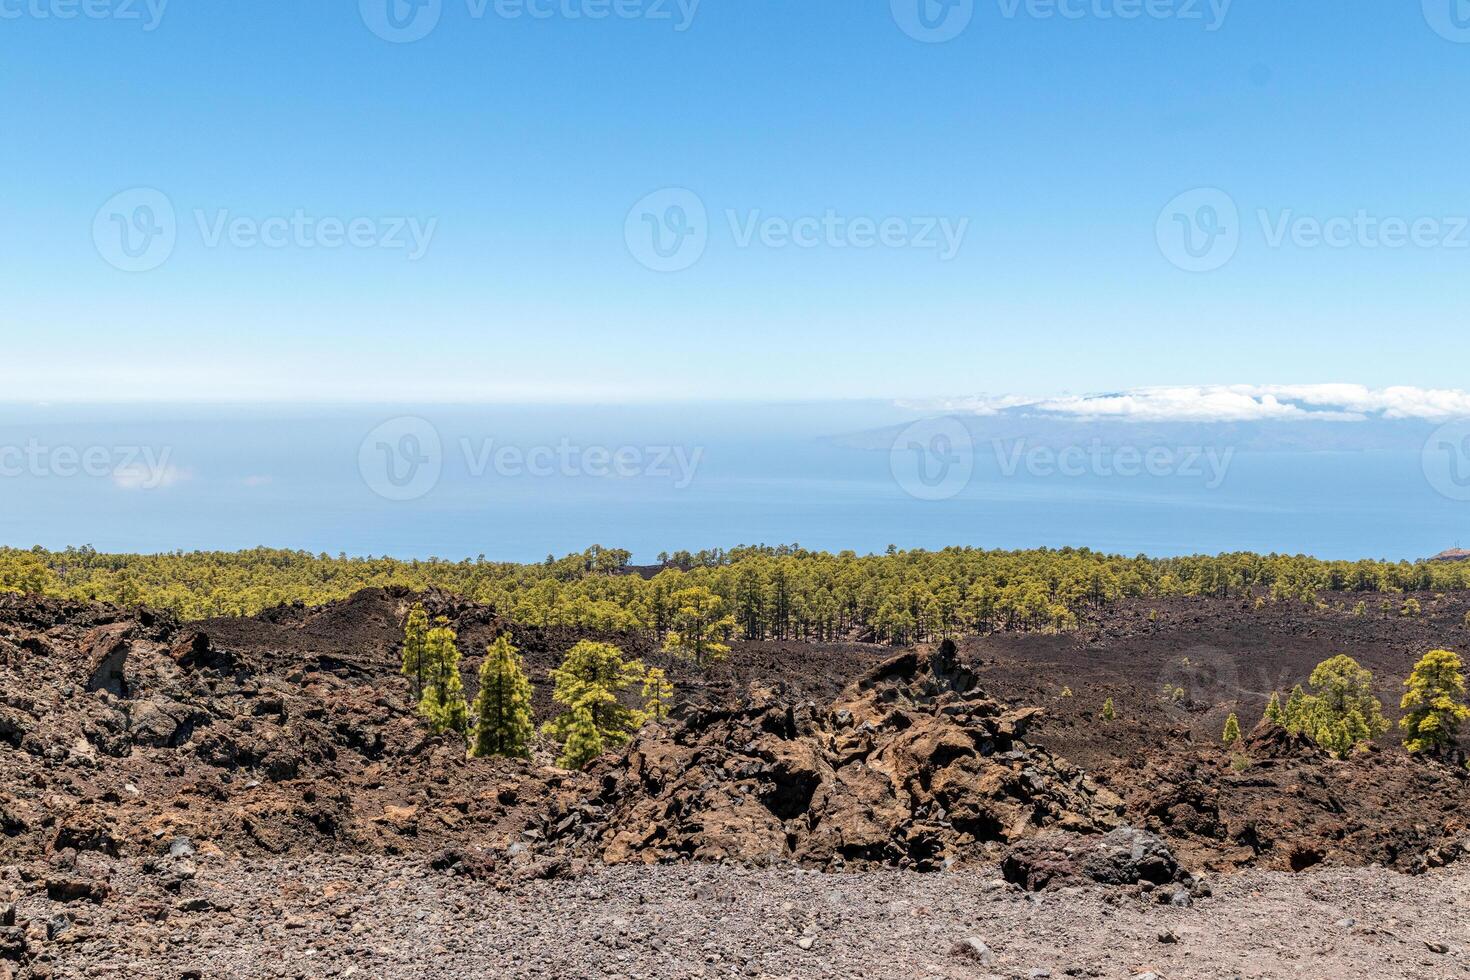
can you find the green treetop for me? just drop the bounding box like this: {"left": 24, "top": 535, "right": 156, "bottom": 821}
{"left": 470, "top": 634, "right": 535, "bottom": 759}
{"left": 1400, "top": 649, "right": 1470, "bottom": 755}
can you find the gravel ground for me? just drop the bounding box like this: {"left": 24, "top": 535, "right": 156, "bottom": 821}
{"left": 25, "top": 857, "right": 1470, "bottom": 980}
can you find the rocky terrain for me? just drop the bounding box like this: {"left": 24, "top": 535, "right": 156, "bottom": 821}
{"left": 2, "top": 587, "right": 1470, "bottom": 978}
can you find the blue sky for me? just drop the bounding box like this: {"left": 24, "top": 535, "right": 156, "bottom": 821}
{"left": 4, "top": 0, "right": 1470, "bottom": 402}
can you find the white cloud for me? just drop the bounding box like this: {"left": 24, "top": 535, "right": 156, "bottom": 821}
{"left": 112, "top": 464, "right": 189, "bottom": 491}
{"left": 905, "top": 385, "right": 1470, "bottom": 423}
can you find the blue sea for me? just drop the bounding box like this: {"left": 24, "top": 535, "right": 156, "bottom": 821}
{"left": 0, "top": 402, "right": 1465, "bottom": 563}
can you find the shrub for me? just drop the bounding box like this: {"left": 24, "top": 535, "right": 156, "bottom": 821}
{"left": 1060, "top": 686, "right": 1073, "bottom": 698}
{"left": 1402, "top": 598, "right": 1422, "bottom": 618}
{"left": 1101, "top": 698, "right": 1116, "bottom": 721}
{"left": 1222, "top": 713, "right": 1242, "bottom": 745}
{"left": 1400, "top": 649, "right": 1470, "bottom": 755}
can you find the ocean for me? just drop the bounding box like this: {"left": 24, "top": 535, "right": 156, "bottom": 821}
{"left": 0, "top": 401, "right": 1465, "bottom": 563}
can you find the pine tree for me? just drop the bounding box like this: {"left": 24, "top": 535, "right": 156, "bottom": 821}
{"left": 1284, "top": 655, "right": 1389, "bottom": 758}
{"left": 543, "top": 641, "right": 646, "bottom": 762}
{"left": 1262, "top": 691, "right": 1284, "bottom": 726}
{"left": 469, "top": 634, "right": 534, "bottom": 759}
{"left": 1400, "top": 649, "right": 1470, "bottom": 755}
{"left": 664, "top": 586, "right": 736, "bottom": 668}
{"left": 419, "top": 619, "right": 469, "bottom": 738}
{"left": 558, "top": 705, "right": 605, "bottom": 769}
{"left": 400, "top": 603, "right": 430, "bottom": 700}
{"left": 1101, "top": 697, "right": 1116, "bottom": 722}
{"left": 1283, "top": 684, "right": 1308, "bottom": 732}
{"left": 642, "top": 666, "right": 673, "bottom": 722}
{"left": 1222, "top": 712, "right": 1242, "bottom": 746}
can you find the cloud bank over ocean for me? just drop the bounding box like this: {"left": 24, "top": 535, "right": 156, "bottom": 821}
{"left": 905, "top": 385, "right": 1470, "bottom": 424}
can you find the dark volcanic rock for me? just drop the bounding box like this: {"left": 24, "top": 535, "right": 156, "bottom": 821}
{"left": 1002, "top": 827, "right": 1183, "bottom": 891}
{"left": 538, "top": 641, "right": 1125, "bottom": 870}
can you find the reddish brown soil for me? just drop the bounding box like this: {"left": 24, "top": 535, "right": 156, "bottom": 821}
{"left": 4, "top": 587, "right": 1469, "bottom": 882}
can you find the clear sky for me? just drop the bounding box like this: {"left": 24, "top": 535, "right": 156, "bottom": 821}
{"left": 3, "top": 0, "right": 1469, "bottom": 403}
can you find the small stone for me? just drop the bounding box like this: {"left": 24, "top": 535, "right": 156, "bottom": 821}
{"left": 950, "top": 937, "right": 995, "bottom": 965}
{"left": 794, "top": 937, "right": 815, "bottom": 951}
{"left": 1158, "top": 929, "right": 1178, "bottom": 944}
{"left": 45, "top": 915, "right": 70, "bottom": 941}
{"left": 1426, "top": 941, "right": 1450, "bottom": 954}
{"left": 1336, "top": 918, "right": 1355, "bottom": 928}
